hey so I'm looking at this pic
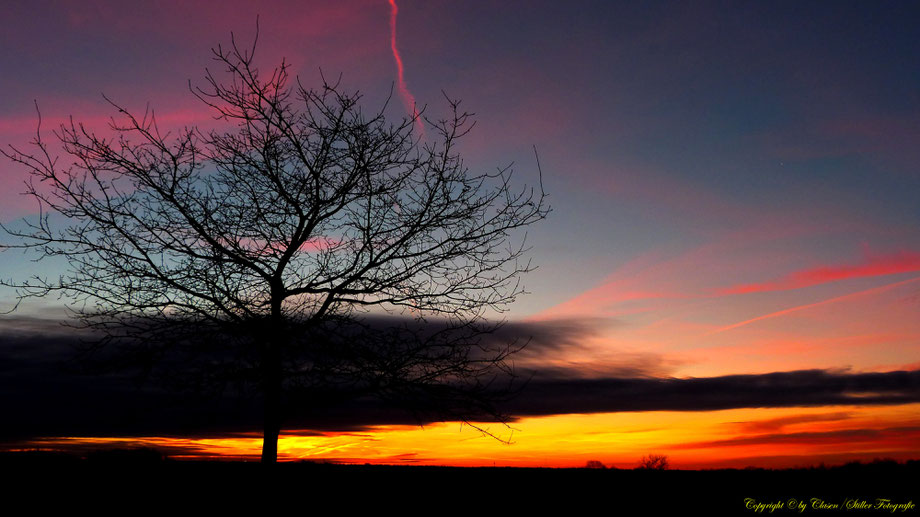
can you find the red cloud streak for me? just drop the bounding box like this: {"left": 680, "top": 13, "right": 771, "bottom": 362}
{"left": 388, "top": 0, "right": 423, "bottom": 136}
{"left": 719, "top": 251, "right": 920, "bottom": 295}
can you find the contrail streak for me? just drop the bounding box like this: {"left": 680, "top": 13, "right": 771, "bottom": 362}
{"left": 388, "top": 0, "right": 424, "bottom": 136}
{"left": 706, "top": 275, "right": 920, "bottom": 336}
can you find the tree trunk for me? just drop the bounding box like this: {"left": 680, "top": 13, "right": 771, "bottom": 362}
{"left": 261, "top": 339, "right": 282, "bottom": 464}
{"left": 262, "top": 291, "right": 284, "bottom": 464}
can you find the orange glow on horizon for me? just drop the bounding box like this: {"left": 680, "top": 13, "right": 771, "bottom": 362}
{"left": 21, "top": 403, "right": 920, "bottom": 469}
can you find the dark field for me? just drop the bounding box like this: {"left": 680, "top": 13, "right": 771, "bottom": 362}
{"left": 3, "top": 451, "right": 916, "bottom": 514}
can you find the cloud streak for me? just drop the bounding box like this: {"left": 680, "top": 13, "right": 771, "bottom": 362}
{"left": 503, "top": 369, "right": 920, "bottom": 418}
{"left": 672, "top": 425, "right": 920, "bottom": 450}
{"left": 731, "top": 411, "right": 855, "bottom": 433}
{"left": 388, "top": 0, "right": 423, "bottom": 135}
{"left": 718, "top": 250, "right": 920, "bottom": 295}
{"left": 708, "top": 275, "right": 920, "bottom": 335}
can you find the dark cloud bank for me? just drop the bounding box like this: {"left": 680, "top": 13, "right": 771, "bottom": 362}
{"left": 1, "top": 314, "right": 918, "bottom": 441}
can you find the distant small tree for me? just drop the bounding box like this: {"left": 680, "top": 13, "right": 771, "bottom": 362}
{"left": 638, "top": 454, "right": 669, "bottom": 470}
{"left": 585, "top": 460, "right": 607, "bottom": 469}
{"left": 0, "top": 28, "right": 549, "bottom": 463}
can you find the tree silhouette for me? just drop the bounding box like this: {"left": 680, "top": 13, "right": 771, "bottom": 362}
{"left": 638, "top": 454, "right": 669, "bottom": 470}
{"left": 0, "top": 30, "right": 549, "bottom": 463}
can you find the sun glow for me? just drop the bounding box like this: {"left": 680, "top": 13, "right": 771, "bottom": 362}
{"left": 26, "top": 403, "right": 920, "bottom": 468}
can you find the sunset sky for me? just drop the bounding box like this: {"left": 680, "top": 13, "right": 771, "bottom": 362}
{"left": 1, "top": 0, "right": 919, "bottom": 468}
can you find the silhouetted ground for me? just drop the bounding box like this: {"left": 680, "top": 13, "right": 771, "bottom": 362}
{"left": 2, "top": 450, "right": 916, "bottom": 514}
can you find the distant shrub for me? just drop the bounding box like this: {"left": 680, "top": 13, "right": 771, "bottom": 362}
{"left": 585, "top": 460, "right": 607, "bottom": 469}
{"left": 637, "top": 454, "right": 669, "bottom": 470}
{"left": 869, "top": 458, "right": 898, "bottom": 468}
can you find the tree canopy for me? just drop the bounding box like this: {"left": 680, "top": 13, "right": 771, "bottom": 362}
{"left": 1, "top": 31, "right": 549, "bottom": 462}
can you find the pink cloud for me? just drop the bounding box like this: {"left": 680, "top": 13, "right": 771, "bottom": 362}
{"left": 230, "top": 236, "right": 342, "bottom": 256}
{"left": 718, "top": 250, "right": 920, "bottom": 295}
{"left": 532, "top": 216, "right": 843, "bottom": 321}
{"left": 0, "top": 105, "right": 223, "bottom": 220}
{"left": 708, "top": 275, "right": 920, "bottom": 336}
{"left": 388, "top": 0, "right": 423, "bottom": 136}
{"left": 1, "top": 0, "right": 393, "bottom": 221}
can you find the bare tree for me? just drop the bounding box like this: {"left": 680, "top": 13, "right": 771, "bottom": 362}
{"left": 0, "top": 31, "right": 548, "bottom": 463}
{"left": 638, "top": 454, "right": 670, "bottom": 470}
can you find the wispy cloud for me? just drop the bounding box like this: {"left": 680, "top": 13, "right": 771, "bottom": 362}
{"left": 708, "top": 276, "right": 920, "bottom": 336}
{"left": 730, "top": 411, "right": 854, "bottom": 433}
{"left": 387, "top": 0, "right": 423, "bottom": 135}
{"left": 718, "top": 250, "right": 920, "bottom": 295}
{"left": 672, "top": 425, "right": 920, "bottom": 450}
